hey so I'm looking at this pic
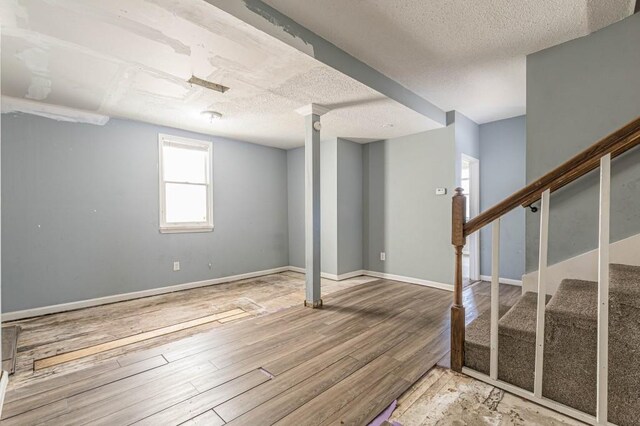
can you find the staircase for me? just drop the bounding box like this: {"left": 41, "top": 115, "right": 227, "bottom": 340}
{"left": 464, "top": 263, "right": 640, "bottom": 425}
{"left": 449, "top": 116, "right": 640, "bottom": 426}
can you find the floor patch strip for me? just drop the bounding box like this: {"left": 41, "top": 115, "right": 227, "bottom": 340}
{"left": 33, "top": 308, "right": 246, "bottom": 370}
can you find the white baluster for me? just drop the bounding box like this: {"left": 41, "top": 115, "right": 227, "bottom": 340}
{"left": 490, "top": 219, "right": 500, "bottom": 380}
{"left": 534, "top": 188, "right": 550, "bottom": 398}
{"left": 596, "top": 154, "right": 611, "bottom": 425}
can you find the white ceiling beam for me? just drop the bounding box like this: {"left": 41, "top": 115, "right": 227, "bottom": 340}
{"left": 1, "top": 96, "right": 110, "bottom": 126}
{"left": 205, "top": 0, "right": 446, "bottom": 127}
{"left": 295, "top": 103, "right": 330, "bottom": 117}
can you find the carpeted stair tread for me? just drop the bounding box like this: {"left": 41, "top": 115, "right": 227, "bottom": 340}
{"left": 464, "top": 304, "right": 511, "bottom": 374}
{"left": 609, "top": 263, "right": 640, "bottom": 426}
{"left": 545, "top": 279, "right": 597, "bottom": 331}
{"left": 466, "top": 304, "right": 512, "bottom": 346}
{"left": 610, "top": 263, "right": 640, "bottom": 309}
{"left": 498, "top": 292, "right": 551, "bottom": 343}
{"left": 496, "top": 291, "right": 550, "bottom": 391}
{"left": 543, "top": 279, "right": 598, "bottom": 415}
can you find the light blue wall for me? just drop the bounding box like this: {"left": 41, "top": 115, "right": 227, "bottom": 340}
{"left": 526, "top": 13, "right": 640, "bottom": 271}
{"left": 286, "top": 147, "right": 305, "bottom": 269}
{"left": 337, "top": 139, "right": 363, "bottom": 275}
{"left": 454, "top": 111, "right": 480, "bottom": 187}
{"left": 321, "top": 139, "right": 338, "bottom": 275}
{"left": 479, "top": 116, "right": 526, "bottom": 280}
{"left": 1, "top": 113, "right": 289, "bottom": 312}
{"left": 286, "top": 138, "right": 363, "bottom": 275}
{"left": 363, "top": 126, "right": 456, "bottom": 285}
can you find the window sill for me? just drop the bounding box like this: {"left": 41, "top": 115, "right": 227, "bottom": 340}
{"left": 160, "top": 225, "right": 214, "bottom": 234}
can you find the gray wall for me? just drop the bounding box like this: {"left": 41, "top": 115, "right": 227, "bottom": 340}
{"left": 479, "top": 116, "right": 526, "bottom": 280}
{"left": 321, "top": 139, "right": 338, "bottom": 275}
{"left": 526, "top": 13, "right": 640, "bottom": 271}
{"left": 454, "top": 111, "right": 480, "bottom": 187}
{"left": 2, "top": 113, "right": 289, "bottom": 312}
{"left": 286, "top": 147, "right": 304, "bottom": 269}
{"left": 287, "top": 138, "right": 363, "bottom": 275}
{"left": 337, "top": 139, "right": 363, "bottom": 275}
{"left": 363, "top": 126, "right": 456, "bottom": 285}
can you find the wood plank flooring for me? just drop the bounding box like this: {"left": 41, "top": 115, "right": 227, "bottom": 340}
{"left": 1, "top": 273, "right": 521, "bottom": 425}
{"left": 2, "top": 326, "right": 20, "bottom": 374}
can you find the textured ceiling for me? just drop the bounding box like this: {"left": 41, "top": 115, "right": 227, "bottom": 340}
{"left": 0, "top": 0, "right": 440, "bottom": 149}
{"left": 263, "top": 0, "right": 635, "bottom": 124}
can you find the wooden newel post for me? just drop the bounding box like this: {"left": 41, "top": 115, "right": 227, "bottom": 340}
{"left": 451, "top": 187, "right": 467, "bottom": 372}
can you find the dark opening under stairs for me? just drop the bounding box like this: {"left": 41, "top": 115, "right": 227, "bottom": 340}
{"left": 464, "top": 263, "right": 640, "bottom": 426}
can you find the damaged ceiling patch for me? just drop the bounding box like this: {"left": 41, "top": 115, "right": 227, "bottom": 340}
{"left": 188, "top": 75, "right": 229, "bottom": 93}
{"left": 16, "top": 46, "right": 52, "bottom": 101}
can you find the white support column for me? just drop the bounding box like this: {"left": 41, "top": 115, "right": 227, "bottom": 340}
{"left": 490, "top": 219, "right": 500, "bottom": 380}
{"left": 596, "top": 154, "right": 611, "bottom": 425}
{"left": 534, "top": 188, "right": 550, "bottom": 398}
{"left": 296, "top": 104, "right": 329, "bottom": 308}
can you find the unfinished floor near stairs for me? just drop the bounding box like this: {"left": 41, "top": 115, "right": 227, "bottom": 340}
{"left": 2, "top": 273, "right": 573, "bottom": 425}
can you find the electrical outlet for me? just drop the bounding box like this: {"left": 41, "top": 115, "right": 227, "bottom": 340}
{"left": 173, "top": 261, "right": 180, "bottom": 271}
{"left": 380, "top": 252, "right": 386, "bottom": 261}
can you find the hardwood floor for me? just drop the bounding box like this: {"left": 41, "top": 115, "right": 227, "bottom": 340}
{"left": 1, "top": 273, "right": 521, "bottom": 425}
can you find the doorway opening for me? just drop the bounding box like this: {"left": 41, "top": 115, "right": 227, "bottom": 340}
{"left": 461, "top": 154, "right": 480, "bottom": 287}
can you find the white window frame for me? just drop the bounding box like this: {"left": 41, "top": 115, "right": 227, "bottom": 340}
{"left": 158, "top": 134, "right": 214, "bottom": 233}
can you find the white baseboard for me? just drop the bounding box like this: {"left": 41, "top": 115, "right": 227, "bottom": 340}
{"left": 522, "top": 232, "right": 640, "bottom": 294}
{"left": 3, "top": 264, "right": 453, "bottom": 322}
{"left": 479, "top": 275, "right": 523, "bottom": 286}
{"left": 0, "top": 370, "right": 8, "bottom": 417}
{"left": 2, "top": 266, "right": 290, "bottom": 321}
{"left": 286, "top": 266, "right": 365, "bottom": 281}
{"left": 287, "top": 266, "right": 306, "bottom": 274}
{"left": 363, "top": 270, "right": 453, "bottom": 292}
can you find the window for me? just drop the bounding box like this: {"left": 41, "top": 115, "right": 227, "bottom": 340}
{"left": 159, "top": 134, "right": 213, "bottom": 233}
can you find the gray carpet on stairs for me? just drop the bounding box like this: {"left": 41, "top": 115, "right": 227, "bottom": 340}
{"left": 464, "top": 292, "right": 550, "bottom": 391}
{"left": 463, "top": 264, "right": 640, "bottom": 426}
{"left": 498, "top": 291, "right": 550, "bottom": 391}
{"left": 543, "top": 278, "right": 598, "bottom": 416}
{"left": 464, "top": 304, "right": 511, "bottom": 375}
{"left": 609, "top": 263, "right": 640, "bottom": 426}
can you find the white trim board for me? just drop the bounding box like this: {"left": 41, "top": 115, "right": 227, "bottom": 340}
{"left": 288, "top": 266, "right": 453, "bottom": 292}
{"left": 479, "top": 275, "right": 522, "bottom": 286}
{"left": 0, "top": 371, "right": 8, "bottom": 418}
{"left": 522, "top": 232, "right": 640, "bottom": 295}
{"left": 2, "top": 266, "right": 290, "bottom": 321}
{"left": 363, "top": 271, "right": 453, "bottom": 292}
{"left": 3, "top": 265, "right": 453, "bottom": 322}
{"left": 286, "top": 266, "right": 365, "bottom": 281}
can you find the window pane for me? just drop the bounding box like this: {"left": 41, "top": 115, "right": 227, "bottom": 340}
{"left": 163, "top": 144, "right": 208, "bottom": 184}
{"left": 165, "top": 183, "right": 207, "bottom": 223}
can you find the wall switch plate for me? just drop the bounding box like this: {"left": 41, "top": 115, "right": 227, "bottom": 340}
{"left": 380, "top": 252, "right": 386, "bottom": 261}
{"left": 173, "top": 261, "right": 180, "bottom": 271}
{"left": 435, "top": 188, "right": 447, "bottom": 195}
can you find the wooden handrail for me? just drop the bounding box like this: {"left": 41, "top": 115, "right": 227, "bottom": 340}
{"left": 463, "top": 115, "right": 640, "bottom": 237}
{"left": 450, "top": 115, "right": 640, "bottom": 373}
